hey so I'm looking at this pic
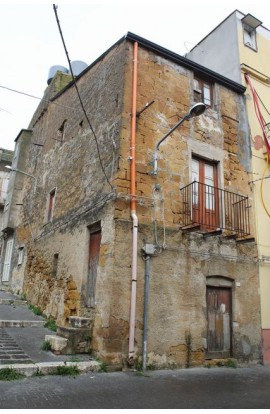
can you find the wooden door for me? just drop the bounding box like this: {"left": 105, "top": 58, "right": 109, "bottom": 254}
{"left": 86, "top": 229, "right": 101, "bottom": 308}
{"left": 206, "top": 286, "right": 232, "bottom": 359}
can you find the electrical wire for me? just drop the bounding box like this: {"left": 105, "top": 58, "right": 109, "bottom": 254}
{"left": 52, "top": 4, "right": 113, "bottom": 190}
{"left": 244, "top": 74, "right": 270, "bottom": 157}
{"left": 245, "top": 73, "right": 270, "bottom": 216}
{"left": 260, "top": 156, "right": 270, "bottom": 218}
{"left": 0, "top": 84, "right": 84, "bottom": 112}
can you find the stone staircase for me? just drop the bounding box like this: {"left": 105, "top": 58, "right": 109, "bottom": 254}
{"left": 45, "top": 316, "right": 92, "bottom": 355}
{"left": 0, "top": 293, "right": 45, "bottom": 364}
{"left": 0, "top": 328, "right": 33, "bottom": 365}
{"left": 0, "top": 289, "right": 101, "bottom": 376}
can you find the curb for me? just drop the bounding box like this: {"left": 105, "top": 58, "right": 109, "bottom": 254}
{"left": 0, "top": 360, "right": 101, "bottom": 377}
{"left": 0, "top": 320, "right": 45, "bottom": 328}
{"left": 0, "top": 299, "right": 27, "bottom": 305}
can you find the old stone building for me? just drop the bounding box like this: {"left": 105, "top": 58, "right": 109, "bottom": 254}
{"left": 187, "top": 9, "right": 270, "bottom": 365}
{"left": 1, "top": 32, "right": 262, "bottom": 368}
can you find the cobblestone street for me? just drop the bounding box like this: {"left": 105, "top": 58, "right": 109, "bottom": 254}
{"left": 0, "top": 366, "right": 270, "bottom": 409}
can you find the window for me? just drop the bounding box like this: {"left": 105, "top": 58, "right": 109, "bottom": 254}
{"left": 241, "top": 14, "right": 262, "bottom": 52}
{"left": 243, "top": 24, "right": 257, "bottom": 50}
{"left": 191, "top": 157, "right": 219, "bottom": 231}
{"left": 52, "top": 253, "right": 59, "bottom": 278}
{"left": 18, "top": 247, "right": 24, "bottom": 266}
{"left": 47, "top": 188, "right": 56, "bottom": 222}
{"left": 193, "top": 77, "right": 212, "bottom": 107}
{"left": 56, "top": 120, "right": 67, "bottom": 142}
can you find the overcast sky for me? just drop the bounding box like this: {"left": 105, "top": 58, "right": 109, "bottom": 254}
{"left": 1, "top": 1, "right": 269, "bottom": 151}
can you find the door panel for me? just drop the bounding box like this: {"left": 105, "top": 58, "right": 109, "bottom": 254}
{"left": 192, "top": 158, "right": 219, "bottom": 231}
{"left": 86, "top": 229, "right": 101, "bottom": 308}
{"left": 206, "top": 286, "right": 232, "bottom": 358}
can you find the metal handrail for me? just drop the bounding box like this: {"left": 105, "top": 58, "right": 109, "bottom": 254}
{"left": 180, "top": 181, "right": 250, "bottom": 238}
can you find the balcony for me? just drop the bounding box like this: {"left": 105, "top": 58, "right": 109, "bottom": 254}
{"left": 180, "top": 181, "right": 251, "bottom": 240}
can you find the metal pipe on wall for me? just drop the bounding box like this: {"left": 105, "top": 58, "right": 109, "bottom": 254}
{"left": 128, "top": 41, "right": 139, "bottom": 365}
{"left": 142, "top": 255, "right": 150, "bottom": 371}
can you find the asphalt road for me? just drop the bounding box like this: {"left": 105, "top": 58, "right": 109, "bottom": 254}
{"left": 0, "top": 365, "right": 270, "bottom": 409}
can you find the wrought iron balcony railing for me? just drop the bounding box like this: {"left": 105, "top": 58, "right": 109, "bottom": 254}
{"left": 180, "top": 181, "right": 251, "bottom": 239}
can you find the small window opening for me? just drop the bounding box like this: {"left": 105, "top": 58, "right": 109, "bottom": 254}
{"left": 52, "top": 253, "right": 59, "bottom": 278}
{"left": 193, "top": 77, "right": 213, "bottom": 107}
{"left": 47, "top": 188, "right": 56, "bottom": 222}
{"left": 56, "top": 120, "right": 67, "bottom": 142}
{"left": 18, "top": 247, "right": 24, "bottom": 266}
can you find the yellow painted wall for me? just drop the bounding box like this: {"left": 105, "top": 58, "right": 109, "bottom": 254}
{"left": 238, "top": 25, "right": 270, "bottom": 329}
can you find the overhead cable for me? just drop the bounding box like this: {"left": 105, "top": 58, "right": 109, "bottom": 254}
{"left": 52, "top": 4, "right": 113, "bottom": 190}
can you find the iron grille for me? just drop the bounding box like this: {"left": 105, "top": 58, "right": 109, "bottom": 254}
{"left": 180, "top": 181, "right": 250, "bottom": 239}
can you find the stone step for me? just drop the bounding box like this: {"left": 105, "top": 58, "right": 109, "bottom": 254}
{"left": 0, "top": 356, "right": 33, "bottom": 365}
{"left": 0, "top": 328, "right": 33, "bottom": 365}
{"left": 0, "top": 320, "right": 45, "bottom": 328}
{"left": 45, "top": 334, "right": 68, "bottom": 355}
{"left": 69, "top": 316, "right": 92, "bottom": 328}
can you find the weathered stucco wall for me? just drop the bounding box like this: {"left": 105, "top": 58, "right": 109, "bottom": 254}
{"left": 15, "top": 42, "right": 127, "bottom": 321}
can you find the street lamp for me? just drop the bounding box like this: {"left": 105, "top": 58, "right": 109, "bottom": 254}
{"left": 5, "top": 166, "right": 38, "bottom": 192}
{"left": 152, "top": 102, "right": 206, "bottom": 175}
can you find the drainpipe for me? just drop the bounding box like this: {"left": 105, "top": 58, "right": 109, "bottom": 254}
{"left": 128, "top": 41, "right": 138, "bottom": 365}
{"left": 142, "top": 255, "right": 150, "bottom": 371}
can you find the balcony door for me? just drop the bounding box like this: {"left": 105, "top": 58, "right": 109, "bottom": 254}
{"left": 192, "top": 157, "right": 219, "bottom": 231}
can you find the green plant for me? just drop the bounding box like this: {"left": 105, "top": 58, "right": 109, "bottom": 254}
{"left": 44, "top": 317, "right": 57, "bottom": 332}
{"left": 20, "top": 293, "right": 27, "bottom": 301}
{"left": 28, "top": 304, "right": 43, "bottom": 316}
{"left": 185, "top": 330, "right": 192, "bottom": 368}
{"left": 53, "top": 365, "right": 80, "bottom": 376}
{"left": 226, "top": 358, "right": 237, "bottom": 368}
{"left": 146, "top": 363, "right": 156, "bottom": 371}
{"left": 41, "top": 340, "right": 52, "bottom": 351}
{"left": 134, "top": 359, "right": 143, "bottom": 372}
{"left": 0, "top": 368, "right": 25, "bottom": 381}
{"left": 99, "top": 362, "right": 107, "bottom": 372}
